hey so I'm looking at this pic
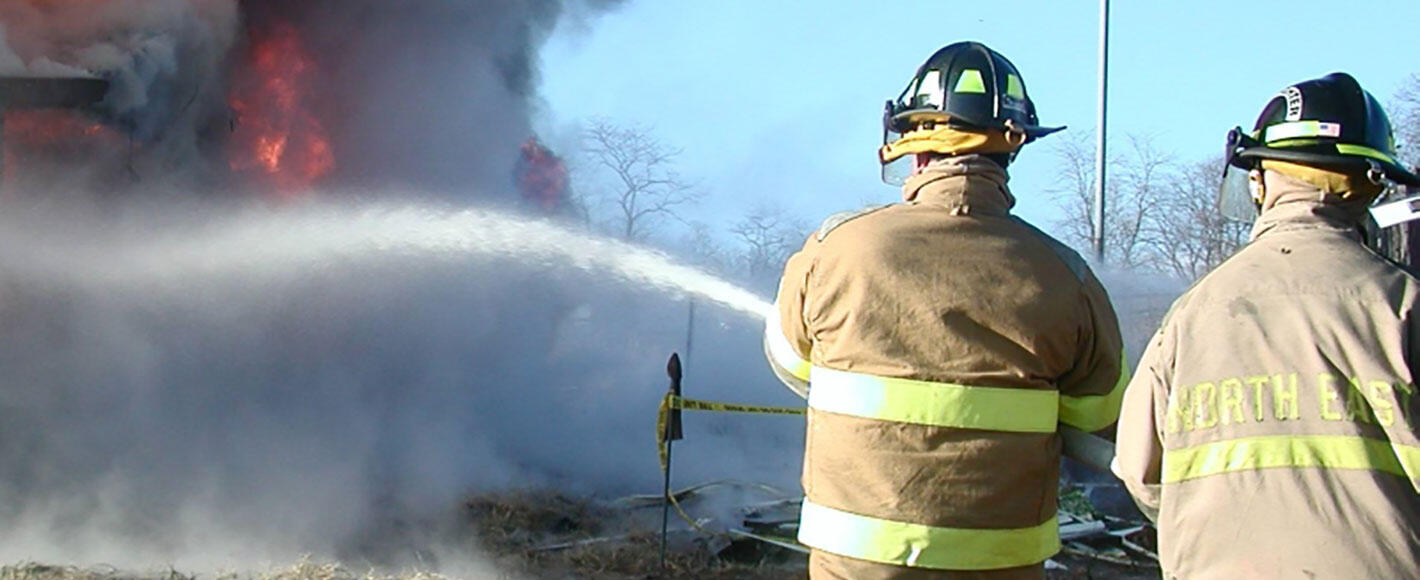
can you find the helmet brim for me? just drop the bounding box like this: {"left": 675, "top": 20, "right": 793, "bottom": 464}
{"left": 1023, "top": 125, "right": 1066, "bottom": 142}
{"left": 1237, "top": 147, "right": 1420, "bottom": 187}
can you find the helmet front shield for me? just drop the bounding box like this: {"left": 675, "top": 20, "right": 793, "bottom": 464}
{"left": 1217, "top": 163, "right": 1258, "bottom": 223}
{"left": 880, "top": 100, "right": 916, "bottom": 185}
{"left": 1217, "top": 127, "right": 1261, "bottom": 222}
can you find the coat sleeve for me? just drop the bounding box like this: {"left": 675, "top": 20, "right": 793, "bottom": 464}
{"left": 1111, "top": 321, "right": 1174, "bottom": 523}
{"left": 1057, "top": 268, "right": 1130, "bottom": 435}
{"left": 763, "top": 236, "right": 817, "bottom": 399}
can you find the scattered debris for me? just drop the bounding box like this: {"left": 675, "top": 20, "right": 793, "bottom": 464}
{"left": 456, "top": 483, "right": 1163, "bottom": 579}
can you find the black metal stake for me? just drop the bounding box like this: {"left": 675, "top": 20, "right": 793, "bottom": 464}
{"left": 659, "top": 352, "right": 684, "bottom": 573}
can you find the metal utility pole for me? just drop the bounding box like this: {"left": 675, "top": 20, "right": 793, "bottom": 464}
{"left": 1093, "top": 0, "right": 1110, "bottom": 264}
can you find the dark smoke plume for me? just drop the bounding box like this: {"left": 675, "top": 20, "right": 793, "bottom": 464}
{"left": 0, "top": 0, "right": 626, "bottom": 197}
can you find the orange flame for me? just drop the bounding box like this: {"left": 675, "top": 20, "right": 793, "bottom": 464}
{"left": 516, "top": 137, "right": 569, "bottom": 213}
{"left": 228, "top": 21, "right": 333, "bottom": 196}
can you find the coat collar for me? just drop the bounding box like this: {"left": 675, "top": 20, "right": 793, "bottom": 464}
{"left": 900, "top": 155, "right": 1015, "bottom": 216}
{"left": 1250, "top": 171, "right": 1368, "bottom": 242}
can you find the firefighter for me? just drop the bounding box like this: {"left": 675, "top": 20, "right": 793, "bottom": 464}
{"left": 764, "top": 41, "right": 1129, "bottom": 579}
{"left": 1112, "top": 72, "right": 1420, "bottom": 579}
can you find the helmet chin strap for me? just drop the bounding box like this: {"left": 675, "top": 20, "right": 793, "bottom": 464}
{"left": 1365, "top": 160, "right": 1389, "bottom": 187}
{"left": 1002, "top": 119, "right": 1029, "bottom": 147}
{"left": 1249, "top": 169, "right": 1267, "bottom": 211}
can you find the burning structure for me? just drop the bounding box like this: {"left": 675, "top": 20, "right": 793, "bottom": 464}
{"left": 0, "top": 0, "right": 616, "bottom": 200}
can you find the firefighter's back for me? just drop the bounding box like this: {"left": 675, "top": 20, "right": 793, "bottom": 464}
{"left": 1153, "top": 205, "right": 1420, "bottom": 579}
{"left": 798, "top": 173, "right": 1118, "bottom": 579}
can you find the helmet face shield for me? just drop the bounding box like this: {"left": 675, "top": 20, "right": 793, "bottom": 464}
{"left": 880, "top": 115, "right": 914, "bottom": 185}
{"left": 1217, "top": 126, "right": 1260, "bottom": 221}
{"left": 1217, "top": 162, "right": 1258, "bottom": 222}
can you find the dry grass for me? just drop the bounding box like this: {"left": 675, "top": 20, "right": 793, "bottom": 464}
{"left": 0, "top": 490, "right": 805, "bottom": 580}
{"left": 461, "top": 489, "right": 804, "bottom": 579}
{"left": 0, "top": 564, "right": 195, "bottom": 580}
{"left": 0, "top": 561, "right": 455, "bottom": 580}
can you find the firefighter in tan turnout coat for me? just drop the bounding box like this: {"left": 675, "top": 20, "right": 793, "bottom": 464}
{"left": 764, "top": 42, "right": 1129, "bottom": 579}
{"left": 1113, "top": 72, "right": 1420, "bottom": 579}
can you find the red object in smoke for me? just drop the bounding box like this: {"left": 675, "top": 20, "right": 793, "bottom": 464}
{"left": 3, "top": 110, "right": 122, "bottom": 192}
{"left": 516, "top": 137, "right": 569, "bottom": 213}
{"left": 228, "top": 20, "right": 334, "bottom": 196}
{"left": 4, "top": 110, "right": 114, "bottom": 147}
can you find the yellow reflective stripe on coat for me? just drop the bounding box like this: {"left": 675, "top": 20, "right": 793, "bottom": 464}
{"left": 763, "top": 309, "right": 811, "bottom": 383}
{"left": 1058, "top": 350, "right": 1130, "bottom": 432}
{"left": 807, "top": 367, "right": 1058, "bottom": 433}
{"left": 1162, "top": 435, "right": 1420, "bottom": 489}
{"left": 798, "top": 500, "right": 1059, "bottom": 570}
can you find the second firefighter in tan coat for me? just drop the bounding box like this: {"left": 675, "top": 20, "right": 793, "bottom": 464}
{"left": 765, "top": 42, "right": 1128, "bottom": 579}
{"left": 1113, "top": 72, "right": 1420, "bottom": 579}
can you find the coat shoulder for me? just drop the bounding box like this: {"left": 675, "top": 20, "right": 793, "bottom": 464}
{"left": 1009, "top": 216, "right": 1090, "bottom": 284}
{"left": 816, "top": 204, "right": 895, "bottom": 241}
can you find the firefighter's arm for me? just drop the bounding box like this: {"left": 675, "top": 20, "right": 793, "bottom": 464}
{"left": 1111, "top": 331, "right": 1171, "bottom": 523}
{"left": 1057, "top": 270, "right": 1129, "bottom": 435}
{"left": 763, "top": 238, "right": 816, "bottom": 399}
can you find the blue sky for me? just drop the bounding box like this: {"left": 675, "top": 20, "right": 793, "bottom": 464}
{"left": 537, "top": 0, "right": 1420, "bottom": 242}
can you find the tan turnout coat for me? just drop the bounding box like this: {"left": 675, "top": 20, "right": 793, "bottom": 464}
{"left": 765, "top": 156, "right": 1128, "bottom": 579}
{"left": 1113, "top": 172, "right": 1420, "bottom": 579}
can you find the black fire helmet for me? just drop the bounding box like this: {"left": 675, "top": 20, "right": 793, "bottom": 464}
{"left": 1224, "top": 72, "right": 1420, "bottom": 187}
{"left": 881, "top": 41, "right": 1063, "bottom": 154}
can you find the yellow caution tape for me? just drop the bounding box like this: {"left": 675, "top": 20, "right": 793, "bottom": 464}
{"left": 654, "top": 392, "right": 807, "bottom": 539}
{"left": 669, "top": 395, "right": 806, "bottom": 415}
{"left": 657, "top": 393, "right": 805, "bottom": 470}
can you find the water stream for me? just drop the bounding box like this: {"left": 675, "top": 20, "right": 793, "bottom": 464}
{"left": 3, "top": 202, "right": 773, "bottom": 320}
{"left": 0, "top": 199, "right": 796, "bottom": 570}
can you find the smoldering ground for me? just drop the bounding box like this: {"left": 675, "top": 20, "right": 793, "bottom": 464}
{"left": 0, "top": 195, "right": 804, "bottom": 572}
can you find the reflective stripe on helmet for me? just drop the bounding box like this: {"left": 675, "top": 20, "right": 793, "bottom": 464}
{"left": 1264, "top": 120, "right": 1343, "bottom": 142}
{"left": 1005, "top": 74, "right": 1026, "bottom": 99}
{"left": 808, "top": 366, "right": 1058, "bottom": 433}
{"left": 1162, "top": 435, "right": 1420, "bottom": 491}
{"left": 1258, "top": 138, "right": 1401, "bottom": 166}
{"left": 763, "top": 309, "right": 811, "bottom": 383}
{"left": 798, "top": 500, "right": 1060, "bottom": 570}
{"left": 1335, "top": 143, "right": 1400, "bottom": 165}
{"left": 1059, "top": 350, "right": 1130, "bottom": 432}
{"left": 953, "top": 69, "right": 987, "bottom": 94}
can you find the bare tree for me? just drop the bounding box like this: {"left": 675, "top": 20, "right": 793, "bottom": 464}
{"left": 729, "top": 203, "right": 809, "bottom": 282}
{"left": 678, "top": 220, "right": 733, "bottom": 275}
{"left": 1144, "top": 157, "right": 1250, "bottom": 280}
{"left": 1112, "top": 135, "right": 1175, "bottom": 269}
{"left": 1049, "top": 130, "right": 1166, "bottom": 269}
{"left": 1051, "top": 132, "right": 1247, "bottom": 280}
{"left": 1048, "top": 129, "right": 1103, "bottom": 251}
{"left": 581, "top": 118, "right": 700, "bottom": 241}
{"left": 1393, "top": 74, "right": 1420, "bottom": 167}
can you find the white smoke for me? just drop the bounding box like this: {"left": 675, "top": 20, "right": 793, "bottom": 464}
{"left": 0, "top": 193, "right": 800, "bottom": 572}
